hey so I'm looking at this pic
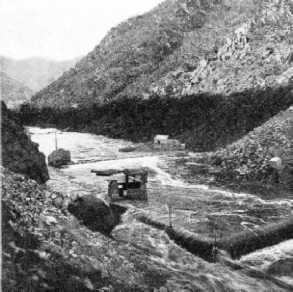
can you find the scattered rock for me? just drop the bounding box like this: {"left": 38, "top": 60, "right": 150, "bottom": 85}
{"left": 48, "top": 148, "right": 71, "bottom": 168}
{"left": 277, "top": 67, "right": 293, "bottom": 86}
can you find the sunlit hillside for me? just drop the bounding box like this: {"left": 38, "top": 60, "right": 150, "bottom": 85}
{"left": 32, "top": 0, "right": 293, "bottom": 108}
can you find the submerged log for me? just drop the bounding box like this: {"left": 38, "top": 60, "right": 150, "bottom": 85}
{"left": 136, "top": 213, "right": 293, "bottom": 262}
{"left": 219, "top": 217, "right": 293, "bottom": 259}
{"left": 118, "top": 146, "right": 136, "bottom": 152}
{"left": 135, "top": 214, "right": 293, "bottom": 289}
{"left": 165, "top": 226, "right": 215, "bottom": 262}
{"left": 91, "top": 169, "right": 121, "bottom": 176}
{"left": 135, "top": 214, "right": 167, "bottom": 231}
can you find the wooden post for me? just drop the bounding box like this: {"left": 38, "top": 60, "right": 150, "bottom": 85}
{"left": 168, "top": 204, "right": 172, "bottom": 227}
{"left": 55, "top": 131, "right": 58, "bottom": 150}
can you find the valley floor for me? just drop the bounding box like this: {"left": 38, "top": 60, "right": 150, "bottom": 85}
{"left": 3, "top": 127, "right": 293, "bottom": 291}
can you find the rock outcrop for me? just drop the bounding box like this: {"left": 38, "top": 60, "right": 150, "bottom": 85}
{"left": 150, "top": 1, "right": 293, "bottom": 98}
{"left": 48, "top": 148, "right": 71, "bottom": 168}
{"left": 1, "top": 102, "right": 49, "bottom": 183}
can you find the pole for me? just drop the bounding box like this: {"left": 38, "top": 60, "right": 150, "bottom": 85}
{"left": 168, "top": 204, "right": 172, "bottom": 227}
{"left": 55, "top": 131, "right": 57, "bottom": 150}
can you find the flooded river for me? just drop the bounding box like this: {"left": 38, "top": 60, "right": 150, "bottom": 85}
{"left": 29, "top": 126, "right": 293, "bottom": 288}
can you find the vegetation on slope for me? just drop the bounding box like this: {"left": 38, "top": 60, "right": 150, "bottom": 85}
{"left": 31, "top": 0, "right": 293, "bottom": 108}
{"left": 18, "top": 85, "right": 293, "bottom": 152}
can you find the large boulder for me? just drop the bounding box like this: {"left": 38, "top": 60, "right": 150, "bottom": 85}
{"left": 1, "top": 102, "right": 49, "bottom": 184}
{"left": 68, "top": 194, "right": 126, "bottom": 234}
{"left": 48, "top": 148, "right": 71, "bottom": 168}
{"left": 266, "top": 258, "right": 293, "bottom": 277}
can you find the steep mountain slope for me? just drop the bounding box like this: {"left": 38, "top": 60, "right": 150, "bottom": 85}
{"left": 0, "top": 72, "right": 33, "bottom": 108}
{"left": 148, "top": 0, "right": 293, "bottom": 98}
{"left": 31, "top": 0, "right": 293, "bottom": 108}
{"left": 0, "top": 56, "right": 81, "bottom": 92}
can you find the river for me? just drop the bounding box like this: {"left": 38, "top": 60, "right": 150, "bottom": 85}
{"left": 29, "top": 126, "right": 293, "bottom": 289}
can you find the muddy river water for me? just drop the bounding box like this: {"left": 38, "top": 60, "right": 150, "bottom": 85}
{"left": 29, "top": 127, "right": 293, "bottom": 287}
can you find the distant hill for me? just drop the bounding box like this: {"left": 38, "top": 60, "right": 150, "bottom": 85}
{"left": 0, "top": 56, "right": 81, "bottom": 93}
{"left": 31, "top": 0, "right": 293, "bottom": 108}
{"left": 0, "top": 72, "right": 33, "bottom": 109}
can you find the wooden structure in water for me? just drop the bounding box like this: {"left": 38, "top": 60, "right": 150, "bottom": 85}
{"left": 108, "top": 168, "right": 148, "bottom": 201}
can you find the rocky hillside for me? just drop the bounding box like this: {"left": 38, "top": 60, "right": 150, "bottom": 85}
{"left": 1, "top": 102, "right": 49, "bottom": 183}
{"left": 148, "top": 0, "right": 293, "bottom": 98}
{"left": 31, "top": 0, "right": 293, "bottom": 108}
{"left": 0, "top": 72, "right": 33, "bottom": 109}
{"left": 210, "top": 106, "right": 293, "bottom": 187}
{"left": 0, "top": 56, "right": 81, "bottom": 93}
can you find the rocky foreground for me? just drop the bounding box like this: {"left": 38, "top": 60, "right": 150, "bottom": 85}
{"left": 2, "top": 167, "right": 292, "bottom": 291}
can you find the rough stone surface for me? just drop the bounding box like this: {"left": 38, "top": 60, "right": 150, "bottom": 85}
{"left": 48, "top": 148, "right": 71, "bottom": 168}
{"left": 266, "top": 258, "right": 293, "bottom": 277}
{"left": 67, "top": 194, "right": 126, "bottom": 234}
{"left": 1, "top": 102, "right": 49, "bottom": 183}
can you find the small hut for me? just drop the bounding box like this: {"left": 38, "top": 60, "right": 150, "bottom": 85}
{"left": 108, "top": 168, "right": 148, "bottom": 201}
{"left": 154, "top": 135, "right": 169, "bottom": 148}
{"left": 154, "top": 135, "right": 185, "bottom": 150}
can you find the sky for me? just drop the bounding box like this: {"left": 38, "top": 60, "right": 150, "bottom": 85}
{"left": 0, "top": 0, "right": 164, "bottom": 61}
